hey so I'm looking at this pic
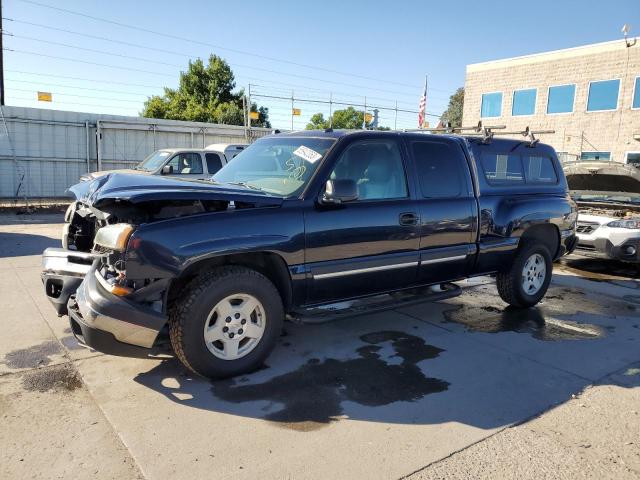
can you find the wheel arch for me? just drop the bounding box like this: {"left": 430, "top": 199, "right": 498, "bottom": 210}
{"left": 167, "top": 252, "right": 293, "bottom": 310}
{"left": 519, "top": 223, "right": 560, "bottom": 258}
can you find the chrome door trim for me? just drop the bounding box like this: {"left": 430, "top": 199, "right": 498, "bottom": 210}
{"left": 420, "top": 254, "right": 467, "bottom": 266}
{"left": 313, "top": 261, "right": 419, "bottom": 280}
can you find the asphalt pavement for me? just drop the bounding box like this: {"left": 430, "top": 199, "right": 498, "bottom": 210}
{"left": 1, "top": 212, "right": 638, "bottom": 480}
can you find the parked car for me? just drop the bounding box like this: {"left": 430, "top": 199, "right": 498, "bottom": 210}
{"left": 42, "top": 130, "right": 577, "bottom": 378}
{"left": 79, "top": 143, "right": 247, "bottom": 182}
{"left": 564, "top": 160, "right": 640, "bottom": 264}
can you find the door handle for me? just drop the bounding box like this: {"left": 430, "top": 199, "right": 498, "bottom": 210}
{"left": 399, "top": 212, "right": 418, "bottom": 226}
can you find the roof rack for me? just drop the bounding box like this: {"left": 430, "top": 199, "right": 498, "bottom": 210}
{"left": 404, "top": 121, "right": 554, "bottom": 146}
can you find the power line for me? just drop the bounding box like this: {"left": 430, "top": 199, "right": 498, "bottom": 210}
{"left": 7, "top": 94, "right": 140, "bottom": 111}
{"left": 13, "top": 0, "right": 426, "bottom": 91}
{"left": 5, "top": 48, "right": 174, "bottom": 76}
{"left": 6, "top": 69, "right": 166, "bottom": 89}
{"left": 5, "top": 78, "right": 154, "bottom": 96}
{"left": 2, "top": 33, "right": 421, "bottom": 98}
{"left": 5, "top": 87, "right": 145, "bottom": 104}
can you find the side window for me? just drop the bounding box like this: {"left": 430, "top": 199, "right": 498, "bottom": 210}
{"left": 412, "top": 141, "right": 469, "bottom": 198}
{"left": 205, "top": 153, "right": 223, "bottom": 174}
{"left": 329, "top": 140, "right": 408, "bottom": 201}
{"left": 481, "top": 153, "right": 524, "bottom": 184}
{"left": 166, "top": 153, "right": 203, "bottom": 174}
{"left": 522, "top": 156, "right": 558, "bottom": 184}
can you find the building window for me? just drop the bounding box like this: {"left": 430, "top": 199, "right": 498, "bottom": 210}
{"left": 587, "top": 79, "right": 620, "bottom": 112}
{"left": 633, "top": 77, "right": 640, "bottom": 109}
{"left": 481, "top": 92, "right": 502, "bottom": 118}
{"left": 580, "top": 152, "right": 611, "bottom": 162}
{"left": 626, "top": 152, "right": 640, "bottom": 166}
{"left": 512, "top": 88, "right": 536, "bottom": 116}
{"left": 547, "top": 84, "right": 575, "bottom": 114}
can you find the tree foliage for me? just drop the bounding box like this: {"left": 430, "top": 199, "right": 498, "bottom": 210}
{"left": 142, "top": 54, "right": 270, "bottom": 127}
{"left": 439, "top": 87, "right": 464, "bottom": 128}
{"left": 305, "top": 106, "right": 390, "bottom": 130}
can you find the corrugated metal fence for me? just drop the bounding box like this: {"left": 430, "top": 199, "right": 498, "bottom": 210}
{"left": 0, "top": 106, "right": 272, "bottom": 202}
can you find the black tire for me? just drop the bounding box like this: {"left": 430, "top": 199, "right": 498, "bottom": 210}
{"left": 169, "top": 265, "right": 284, "bottom": 379}
{"left": 496, "top": 241, "right": 553, "bottom": 308}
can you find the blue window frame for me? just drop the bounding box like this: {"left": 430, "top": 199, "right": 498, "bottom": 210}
{"left": 587, "top": 79, "right": 620, "bottom": 111}
{"left": 547, "top": 84, "right": 575, "bottom": 114}
{"left": 633, "top": 77, "right": 640, "bottom": 109}
{"left": 512, "top": 89, "right": 536, "bottom": 116}
{"left": 481, "top": 92, "right": 502, "bottom": 118}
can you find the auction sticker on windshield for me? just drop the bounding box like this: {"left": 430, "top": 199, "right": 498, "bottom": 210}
{"left": 293, "top": 145, "right": 322, "bottom": 164}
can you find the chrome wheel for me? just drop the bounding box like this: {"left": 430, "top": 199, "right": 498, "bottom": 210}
{"left": 203, "top": 293, "right": 266, "bottom": 361}
{"left": 522, "top": 253, "right": 546, "bottom": 295}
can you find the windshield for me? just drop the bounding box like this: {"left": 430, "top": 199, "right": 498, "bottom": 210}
{"left": 572, "top": 191, "right": 640, "bottom": 206}
{"left": 137, "top": 150, "right": 172, "bottom": 171}
{"left": 213, "top": 136, "right": 336, "bottom": 196}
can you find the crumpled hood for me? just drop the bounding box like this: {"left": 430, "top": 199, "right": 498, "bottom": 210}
{"left": 82, "top": 169, "right": 141, "bottom": 180}
{"left": 67, "top": 172, "right": 284, "bottom": 208}
{"left": 564, "top": 161, "right": 640, "bottom": 194}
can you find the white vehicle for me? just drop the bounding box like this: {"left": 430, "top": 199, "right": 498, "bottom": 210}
{"left": 79, "top": 143, "right": 247, "bottom": 182}
{"left": 564, "top": 161, "right": 640, "bottom": 265}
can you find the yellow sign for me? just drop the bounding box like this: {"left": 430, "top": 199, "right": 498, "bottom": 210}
{"left": 292, "top": 108, "right": 301, "bottom": 116}
{"left": 364, "top": 113, "right": 373, "bottom": 123}
{"left": 249, "top": 111, "right": 259, "bottom": 120}
{"left": 37, "top": 91, "right": 52, "bottom": 102}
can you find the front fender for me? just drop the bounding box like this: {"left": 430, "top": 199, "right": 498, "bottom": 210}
{"left": 124, "top": 207, "right": 305, "bottom": 280}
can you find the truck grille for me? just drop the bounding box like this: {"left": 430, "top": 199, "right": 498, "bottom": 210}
{"left": 576, "top": 222, "right": 599, "bottom": 234}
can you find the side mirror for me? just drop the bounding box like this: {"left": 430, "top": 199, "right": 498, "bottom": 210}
{"left": 161, "top": 165, "right": 173, "bottom": 175}
{"left": 320, "top": 179, "right": 358, "bottom": 205}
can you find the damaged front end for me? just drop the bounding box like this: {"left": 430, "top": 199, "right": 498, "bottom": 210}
{"left": 43, "top": 172, "right": 283, "bottom": 353}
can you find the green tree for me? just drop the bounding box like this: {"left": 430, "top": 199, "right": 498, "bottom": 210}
{"left": 141, "top": 54, "right": 270, "bottom": 128}
{"left": 439, "top": 87, "right": 464, "bottom": 128}
{"left": 306, "top": 106, "right": 388, "bottom": 130}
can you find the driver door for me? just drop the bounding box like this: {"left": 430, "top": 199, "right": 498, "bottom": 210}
{"left": 165, "top": 152, "right": 206, "bottom": 179}
{"left": 304, "top": 138, "right": 421, "bottom": 303}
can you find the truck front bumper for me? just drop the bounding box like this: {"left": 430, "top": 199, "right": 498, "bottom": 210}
{"left": 42, "top": 247, "right": 167, "bottom": 355}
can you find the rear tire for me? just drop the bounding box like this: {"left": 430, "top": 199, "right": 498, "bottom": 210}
{"left": 496, "top": 241, "right": 552, "bottom": 308}
{"left": 169, "top": 266, "right": 284, "bottom": 379}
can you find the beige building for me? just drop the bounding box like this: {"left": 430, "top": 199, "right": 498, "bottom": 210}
{"left": 462, "top": 37, "right": 640, "bottom": 165}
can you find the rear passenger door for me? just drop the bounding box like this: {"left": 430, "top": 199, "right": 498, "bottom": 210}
{"left": 408, "top": 138, "right": 477, "bottom": 284}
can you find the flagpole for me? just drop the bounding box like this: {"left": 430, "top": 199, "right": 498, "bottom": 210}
{"left": 423, "top": 75, "right": 428, "bottom": 128}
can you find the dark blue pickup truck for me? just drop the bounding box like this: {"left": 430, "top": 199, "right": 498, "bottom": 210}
{"left": 42, "top": 130, "right": 577, "bottom": 378}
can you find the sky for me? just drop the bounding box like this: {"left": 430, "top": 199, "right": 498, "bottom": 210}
{"left": 2, "top": 0, "right": 639, "bottom": 130}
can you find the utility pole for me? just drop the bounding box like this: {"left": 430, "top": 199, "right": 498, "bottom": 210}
{"left": 0, "top": 0, "right": 5, "bottom": 105}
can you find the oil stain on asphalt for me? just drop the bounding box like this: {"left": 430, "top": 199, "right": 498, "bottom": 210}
{"left": 444, "top": 305, "right": 607, "bottom": 341}
{"left": 212, "top": 331, "right": 449, "bottom": 431}
{"left": 3, "top": 340, "right": 63, "bottom": 369}
{"left": 21, "top": 364, "right": 83, "bottom": 393}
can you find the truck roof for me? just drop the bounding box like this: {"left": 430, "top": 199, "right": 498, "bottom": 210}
{"left": 275, "top": 129, "right": 555, "bottom": 153}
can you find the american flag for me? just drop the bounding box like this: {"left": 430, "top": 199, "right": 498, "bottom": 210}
{"left": 418, "top": 76, "right": 427, "bottom": 128}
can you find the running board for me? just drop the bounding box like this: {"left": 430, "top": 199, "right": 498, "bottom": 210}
{"left": 288, "top": 283, "right": 461, "bottom": 324}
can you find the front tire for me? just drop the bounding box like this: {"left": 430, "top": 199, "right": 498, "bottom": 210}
{"left": 169, "top": 266, "right": 284, "bottom": 379}
{"left": 496, "top": 241, "right": 552, "bottom": 308}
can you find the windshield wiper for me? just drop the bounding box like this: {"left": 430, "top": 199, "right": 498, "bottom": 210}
{"left": 226, "top": 181, "right": 264, "bottom": 191}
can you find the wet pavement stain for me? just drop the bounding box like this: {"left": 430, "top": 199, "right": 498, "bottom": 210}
{"left": 60, "top": 336, "right": 83, "bottom": 351}
{"left": 211, "top": 331, "right": 449, "bottom": 431}
{"left": 3, "top": 340, "right": 63, "bottom": 369}
{"left": 444, "top": 305, "right": 607, "bottom": 341}
{"left": 21, "top": 365, "right": 82, "bottom": 393}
